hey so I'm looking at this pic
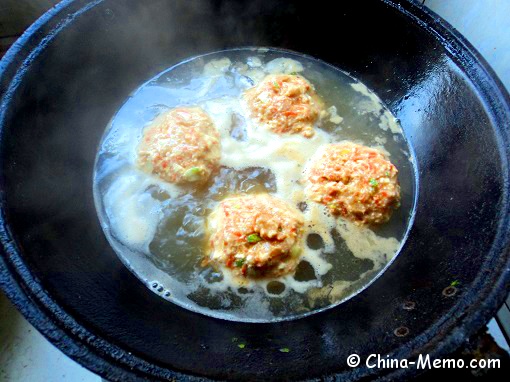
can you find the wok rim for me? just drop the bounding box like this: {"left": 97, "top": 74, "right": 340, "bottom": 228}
{"left": 0, "top": 0, "right": 509, "bottom": 380}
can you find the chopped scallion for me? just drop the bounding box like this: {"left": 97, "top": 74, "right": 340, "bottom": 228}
{"left": 183, "top": 166, "right": 203, "bottom": 182}
{"left": 247, "top": 233, "right": 262, "bottom": 243}
{"left": 290, "top": 246, "right": 302, "bottom": 258}
{"left": 235, "top": 258, "right": 245, "bottom": 267}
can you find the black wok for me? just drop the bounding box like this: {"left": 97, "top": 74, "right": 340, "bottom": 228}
{"left": 0, "top": 0, "right": 509, "bottom": 380}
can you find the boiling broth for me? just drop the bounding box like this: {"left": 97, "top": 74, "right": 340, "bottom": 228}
{"left": 93, "top": 48, "right": 416, "bottom": 321}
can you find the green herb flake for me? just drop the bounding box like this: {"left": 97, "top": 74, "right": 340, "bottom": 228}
{"left": 450, "top": 280, "right": 460, "bottom": 287}
{"left": 385, "top": 171, "right": 390, "bottom": 177}
{"left": 290, "top": 245, "right": 302, "bottom": 258}
{"left": 273, "top": 80, "right": 280, "bottom": 89}
{"left": 279, "top": 347, "right": 290, "bottom": 353}
{"left": 238, "top": 343, "right": 246, "bottom": 349}
{"left": 234, "top": 258, "right": 245, "bottom": 268}
{"left": 369, "top": 178, "right": 379, "bottom": 187}
{"left": 247, "top": 233, "right": 262, "bottom": 243}
{"left": 183, "top": 167, "right": 203, "bottom": 182}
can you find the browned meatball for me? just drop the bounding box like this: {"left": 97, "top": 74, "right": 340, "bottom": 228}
{"left": 137, "top": 107, "right": 220, "bottom": 185}
{"left": 207, "top": 194, "right": 305, "bottom": 278}
{"left": 243, "top": 74, "right": 323, "bottom": 138}
{"left": 305, "top": 142, "right": 401, "bottom": 225}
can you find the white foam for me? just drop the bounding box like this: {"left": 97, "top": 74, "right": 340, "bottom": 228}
{"left": 350, "top": 82, "right": 402, "bottom": 134}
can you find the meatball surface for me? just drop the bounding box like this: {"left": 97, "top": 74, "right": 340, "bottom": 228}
{"left": 305, "top": 142, "right": 400, "bottom": 225}
{"left": 137, "top": 107, "right": 220, "bottom": 185}
{"left": 207, "top": 194, "right": 305, "bottom": 278}
{"left": 244, "top": 74, "right": 323, "bottom": 138}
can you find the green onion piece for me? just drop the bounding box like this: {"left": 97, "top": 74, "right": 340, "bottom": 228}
{"left": 450, "top": 280, "right": 460, "bottom": 287}
{"left": 238, "top": 343, "right": 246, "bottom": 349}
{"left": 385, "top": 171, "right": 390, "bottom": 177}
{"left": 247, "top": 233, "right": 262, "bottom": 243}
{"left": 369, "top": 178, "right": 379, "bottom": 187}
{"left": 273, "top": 80, "right": 280, "bottom": 89}
{"left": 279, "top": 347, "right": 290, "bottom": 353}
{"left": 234, "top": 258, "right": 245, "bottom": 268}
{"left": 183, "top": 167, "right": 203, "bottom": 182}
{"left": 290, "top": 245, "right": 302, "bottom": 258}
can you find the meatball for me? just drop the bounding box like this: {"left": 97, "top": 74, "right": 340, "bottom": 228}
{"left": 137, "top": 107, "right": 220, "bottom": 185}
{"left": 243, "top": 74, "right": 323, "bottom": 138}
{"left": 207, "top": 194, "right": 305, "bottom": 278}
{"left": 305, "top": 142, "right": 400, "bottom": 225}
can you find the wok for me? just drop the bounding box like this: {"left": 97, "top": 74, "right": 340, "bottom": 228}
{"left": 0, "top": 0, "right": 509, "bottom": 380}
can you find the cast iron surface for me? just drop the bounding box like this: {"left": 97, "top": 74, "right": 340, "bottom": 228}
{"left": 0, "top": 0, "right": 509, "bottom": 380}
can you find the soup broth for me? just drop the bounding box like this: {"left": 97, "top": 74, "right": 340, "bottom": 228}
{"left": 93, "top": 48, "right": 416, "bottom": 321}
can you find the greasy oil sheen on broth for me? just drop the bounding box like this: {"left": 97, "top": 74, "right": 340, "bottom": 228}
{"left": 93, "top": 48, "right": 416, "bottom": 322}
